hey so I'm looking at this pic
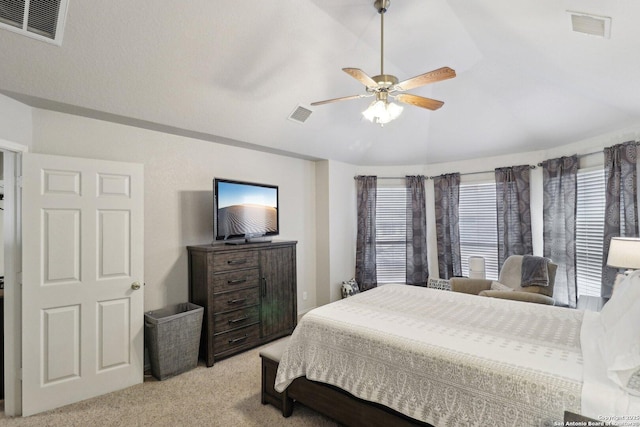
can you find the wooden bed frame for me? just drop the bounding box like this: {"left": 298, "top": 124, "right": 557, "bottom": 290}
{"left": 260, "top": 342, "right": 432, "bottom": 427}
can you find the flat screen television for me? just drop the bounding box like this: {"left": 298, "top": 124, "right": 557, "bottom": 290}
{"left": 213, "top": 178, "right": 279, "bottom": 242}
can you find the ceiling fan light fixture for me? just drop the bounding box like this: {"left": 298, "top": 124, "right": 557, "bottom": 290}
{"left": 362, "top": 100, "right": 403, "bottom": 125}
{"left": 310, "top": 0, "right": 454, "bottom": 123}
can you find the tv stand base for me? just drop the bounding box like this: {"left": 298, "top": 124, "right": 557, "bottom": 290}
{"left": 245, "top": 236, "right": 272, "bottom": 243}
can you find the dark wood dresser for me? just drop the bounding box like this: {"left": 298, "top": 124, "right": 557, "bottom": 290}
{"left": 187, "top": 240, "right": 297, "bottom": 367}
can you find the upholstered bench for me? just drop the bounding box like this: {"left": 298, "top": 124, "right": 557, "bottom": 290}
{"left": 260, "top": 337, "right": 292, "bottom": 415}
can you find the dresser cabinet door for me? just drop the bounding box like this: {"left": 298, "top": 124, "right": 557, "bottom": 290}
{"left": 260, "top": 246, "right": 297, "bottom": 338}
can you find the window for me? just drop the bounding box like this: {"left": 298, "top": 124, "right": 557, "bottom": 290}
{"left": 459, "top": 182, "right": 499, "bottom": 280}
{"left": 575, "top": 168, "right": 605, "bottom": 297}
{"left": 375, "top": 186, "right": 407, "bottom": 283}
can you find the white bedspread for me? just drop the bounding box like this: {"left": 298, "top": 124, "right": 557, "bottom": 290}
{"left": 275, "top": 284, "right": 584, "bottom": 426}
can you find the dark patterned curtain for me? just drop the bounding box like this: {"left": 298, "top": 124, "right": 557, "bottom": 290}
{"left": 542, "top": 156, "right": 578, "bottom": 308}
{"left": 433, "top": 173, "right": 462, "bottom": 279}
{"left": 601, "top": 141, "right": 639, "bottom": 297}
{"left": 495, "top": 165, "right": 533, "bottom": 270}
{"left": 405, "top": 176, "right": 429, "bottom": 285}
{"left": 355, "top": 176, "right": 378, "bottom": 291}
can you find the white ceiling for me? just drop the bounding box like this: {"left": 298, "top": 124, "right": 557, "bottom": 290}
{"left": 1, "top": 0, "right": 639, "bottom": 165}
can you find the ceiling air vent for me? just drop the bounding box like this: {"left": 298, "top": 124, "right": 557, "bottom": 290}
{"left": 568, "top": 11, "right": 611, "bottom": 38}
{"left": 288, "top": 105, "right": 313, "bottom": 124}
{"left": 0, "top": 0, "right": 69, "bottom": 45}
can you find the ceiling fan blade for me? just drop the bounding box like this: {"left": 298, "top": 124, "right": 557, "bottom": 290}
{"left": 342, "top": 68, "right": 379, "bottom": 88}
{"left": 394, "top": 67, "right": 456, "bottom": 92}
{"left": 395, "top": 93, "right": 444, "bottom": 111}
{"left": 311, "top": 94, "right": 363, "bottom": 106}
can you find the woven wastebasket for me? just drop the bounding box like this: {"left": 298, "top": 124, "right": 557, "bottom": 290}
{"left": 145, "top": 302, "right": 203, "bottom": 380}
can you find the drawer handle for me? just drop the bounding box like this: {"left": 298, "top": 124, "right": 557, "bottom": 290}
{"left": 227, "top": 259, "right": 247, "bottom": 265}
{"left": 228, "top": 335, "right": 248, "bottom": 345}
{"left": 227, "top": 279, "right": 247, "bottom": 285}
{"left": 228, "top": 316, "right": 249, "bottom": 324}
{"left": 228, "top": 298, "right": 246, "bottom": 305}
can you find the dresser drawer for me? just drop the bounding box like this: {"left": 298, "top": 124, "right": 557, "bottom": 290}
{"left": 214, "top": 324, "right": 261, "bottom": 356}
{"left": 214, "top": 305, "right": 260, "bottom": 334}
{"left": 212, "top": 268, "right": 260, "bottom": 293}
{"left": 212, "top": 250, "right": 258, "bottom": 272}
{"left": 213, "top": 287, "right": 260, "bottom": 313}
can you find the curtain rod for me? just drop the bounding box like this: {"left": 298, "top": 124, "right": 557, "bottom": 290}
{"left": 536, "top": 150, "right": 602, "bottom": 167}
{"left": 578, "top": 150, "right": 601, "bottom": 158}
{"left": 353, "top": 176, "right": 419, "bottom": 180}
{"left": 354, "top": 165, "right": 538, "bottom": 181}
{"left": 428, "top": 165, "right": 537, "bottom": 180}
{"left": 355, "top": 147, "right": 618, "bottom": 180}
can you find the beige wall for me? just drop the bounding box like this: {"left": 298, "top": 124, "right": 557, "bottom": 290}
{"left": 30, "top": 109, "right": 318, "bottom": 313}
{"left": 327, "top": 160, "right": 356, "bottom": 302}
{"left": 0, "top": 94, "right": 32, "bottom": 146}
{"left": 314, "top": 161, "right": 330, "bottom": 307}
{"left": 314, "top": 159, "right": 357, "bottom": 305}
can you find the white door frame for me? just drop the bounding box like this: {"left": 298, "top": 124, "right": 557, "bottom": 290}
{"left": 1, "top": 138, "right": 28, "bottom": 417}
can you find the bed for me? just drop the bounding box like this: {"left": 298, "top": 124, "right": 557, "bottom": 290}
{"left": 272, "top": 282, "right": 640, "bottom": 426}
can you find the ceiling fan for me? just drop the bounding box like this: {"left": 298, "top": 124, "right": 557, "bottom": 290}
{"left": 311, "top": 0, "right": 456, "bottom": 125}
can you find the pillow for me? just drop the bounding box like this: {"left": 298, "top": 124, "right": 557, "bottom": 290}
{"left": 612, "top": 272, "right": 627, "bottom": 294}
{"left": 601, "top": 306, "right": 640, "bottom": 372}
{"left": 625, "top": 369, "right": 640, "bottom": 395}
{"left": 341, "top": 278, "right": 360, "bottom": 298}
{"left": 609, "top": 365, "right": 640, "bottom": 396}
{"left": 426, "top": 278, "right": 451, "bottom": 291}
{"left": 598, "top": 271, "right": 640, "bottom": 393}
{"left": 490, "top": 281, "right": 513, "bottom": 292}
{"left": 600, "top": 270, "right": 640, "bottom": 331}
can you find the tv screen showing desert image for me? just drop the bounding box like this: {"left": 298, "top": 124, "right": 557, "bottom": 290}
{"left": 216, "top": 180, "right": 278, "bottom": 239}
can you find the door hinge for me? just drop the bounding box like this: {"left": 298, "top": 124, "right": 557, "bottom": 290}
{"left": 17, "top": 271, "right": 22, "bottom": 285}
{"left": 18, "top": 368, "right": 22, "bottom": 380}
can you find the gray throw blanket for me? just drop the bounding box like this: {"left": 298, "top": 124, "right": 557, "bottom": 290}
{"left": 521, "top": 255, "right": 549, "bottom": 287}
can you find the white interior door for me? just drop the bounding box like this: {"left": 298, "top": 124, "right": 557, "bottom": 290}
{"left": 21, "top": 153, "right": 144, "bottom": 416}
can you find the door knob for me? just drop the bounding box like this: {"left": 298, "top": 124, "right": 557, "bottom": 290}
{"left": 131, "top": 281, "right": 141, "bottom": 290}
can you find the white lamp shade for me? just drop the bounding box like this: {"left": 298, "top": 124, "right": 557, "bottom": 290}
{"left": 469, "top": 256, "right": 486, "bottom": 279}
{"left": 607, "top": 237, "right": 640, "bottom": 269}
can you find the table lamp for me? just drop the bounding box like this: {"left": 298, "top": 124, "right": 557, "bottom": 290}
{"left": 468, "top": 256, "right": 486, "bottom": 279}
{"left": 607, "top": 237, "right": 640, "bottom": 291}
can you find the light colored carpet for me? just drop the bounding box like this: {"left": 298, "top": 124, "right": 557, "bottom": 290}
{"left": 0, "top": 338, "right": 339, "bottom": 426}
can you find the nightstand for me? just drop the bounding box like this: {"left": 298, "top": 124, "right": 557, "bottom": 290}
{"left": 576, "top": 295, "right": 609, "bottom": 312}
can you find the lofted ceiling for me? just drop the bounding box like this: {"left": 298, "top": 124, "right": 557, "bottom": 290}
{"left": 1, "top": 0, "right": 639, "bottom": 165}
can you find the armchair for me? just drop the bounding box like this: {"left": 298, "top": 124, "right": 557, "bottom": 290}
{"left": 450, "top": 255, "right": 557, "bottom": 305}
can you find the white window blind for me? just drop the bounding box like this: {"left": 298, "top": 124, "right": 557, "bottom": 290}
{"left": 459, "top": 182, "right": 499, "bottom": 280}
{"left": 575, "top": 168, "right": 605, "bottom": 297}
{"left": 375, "top": 186, "right": 407, "bottom": 283}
